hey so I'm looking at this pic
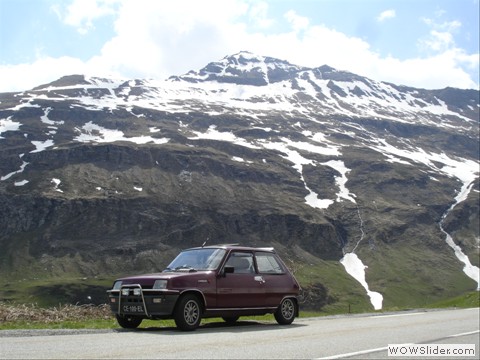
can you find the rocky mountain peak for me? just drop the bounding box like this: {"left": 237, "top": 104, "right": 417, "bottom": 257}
{"left": 32, "top": 74, "right": 91, "bottom": 90}
{"left": 170, "top": 51, "right": 308, "bottom": 85}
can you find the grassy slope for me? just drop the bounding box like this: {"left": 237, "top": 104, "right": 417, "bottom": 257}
{"left": 364, "top": 242, "right": 478, "bottom": 309}
{"left": 1, "top": 244, "right": 477, "bottom": 313}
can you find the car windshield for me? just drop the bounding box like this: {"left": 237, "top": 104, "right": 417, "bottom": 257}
{"left": 164, "top": 248, "right": 226, "bottom": 272}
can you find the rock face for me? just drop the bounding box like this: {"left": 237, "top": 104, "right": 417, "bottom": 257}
{"left": 0, "top": 51, "right": 478, "bottom": 308}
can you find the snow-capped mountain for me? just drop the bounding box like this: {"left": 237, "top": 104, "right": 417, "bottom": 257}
{"left": 0, "top": 51, "right": 478, "bottom": 309}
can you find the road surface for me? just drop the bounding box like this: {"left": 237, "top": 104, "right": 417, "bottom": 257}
{"left": 1, "top": 308, "right": 478, "bottom": 359}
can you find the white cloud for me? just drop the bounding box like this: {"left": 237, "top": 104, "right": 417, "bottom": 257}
{"left": 0, "top": 56, "right": 90, "bottom": 92}
{"left": 377, "top": 9, "right": 396, "bottom": 22}
{"left": 89, "top": 0, "right": 248, "bottom": 79}
{"left": 1, "top": 0, "right": 478, "bottom": 92}
{"left": 420, "top": 30, "right": 455, "bottom": 52}
{"left": 422, "top": 17, "right": 462, "bottom": 32}
{"left": 248, "top": 1, "right": 275, "bottom": 29}
{"left": 284, "top": 10, "right": 309, "bottom": 32}
{"left": 373, "top": 50, "right": 478, "bottom": 89}
{"left": 54, "top": 0, "right": 118, "bottom": 34}
{"left": 419, "top": 17, "right": 463, "bottom": 53}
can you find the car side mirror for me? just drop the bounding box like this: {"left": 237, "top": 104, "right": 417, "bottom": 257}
{"left": 222, "top": 266, "right": 234, "bottom": 277}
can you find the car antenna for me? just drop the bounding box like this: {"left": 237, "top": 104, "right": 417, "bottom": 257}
{"left": 202, "top": 238, "right": 209, "bottom": 248}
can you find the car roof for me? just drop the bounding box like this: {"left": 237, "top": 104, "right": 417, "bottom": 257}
{"left": 186, "top": 244, "right": 276, "bottom": 253}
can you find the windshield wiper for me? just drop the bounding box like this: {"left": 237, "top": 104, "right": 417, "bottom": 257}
{"left": 174, "top": 266, "right": 197, "bottom": 272}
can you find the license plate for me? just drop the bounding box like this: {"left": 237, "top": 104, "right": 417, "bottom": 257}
{"left": 123, "top": 305, "right": 144, "bottom": 313}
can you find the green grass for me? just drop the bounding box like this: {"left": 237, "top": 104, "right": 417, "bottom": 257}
{"left": 427, "top": 291, "right": 480, "bottom": 309}
{"left": 0, "top": 313, "right": 324, "bottom": 331}
{"left": 292, "top": 258, "right": 374, "bottom": 314}
{"left": 1, "top": 290, "right": 478, "bottom": 330}
{"left": 353, "top": 242, "right": 479, "bottom": 309}
{"left": 0, "top": 319, "right": 117, "bottom": 330}
{"left": 0, "top": 304, "right": 280, "bottom": 330}
{"left": 0, "top": 276, "right": 114, "bottom": 307}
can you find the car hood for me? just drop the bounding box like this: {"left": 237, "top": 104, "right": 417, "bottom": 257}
{"left": 116, "top": 270, "right": 214, "bottom": 285}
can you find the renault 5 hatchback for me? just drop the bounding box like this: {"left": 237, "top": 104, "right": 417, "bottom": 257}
{"left": 107, "top": 244, "right": 301, "bottom": 331}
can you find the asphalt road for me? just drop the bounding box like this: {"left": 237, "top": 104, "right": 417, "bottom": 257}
{"left": 1, "top": 308, "right": 478, "bottom": 359}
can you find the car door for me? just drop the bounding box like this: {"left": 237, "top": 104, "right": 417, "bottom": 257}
{"left": 216, "top": 251, "right": 265, "bottom": 308}
{"left": 254, "top": 251, "right": 290, "bottom": 307}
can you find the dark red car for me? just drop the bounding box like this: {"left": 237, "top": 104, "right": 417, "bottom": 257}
{"left": 107, "top": 244, "right": 301, "bottom": 331}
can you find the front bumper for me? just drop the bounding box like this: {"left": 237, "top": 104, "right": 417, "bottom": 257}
{"left": 107, "top": 284, "right": 179, "bottom": 318}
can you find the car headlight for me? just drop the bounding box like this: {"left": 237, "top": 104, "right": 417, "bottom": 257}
{"left": 133, "top": 288, "right": 142, "bottom": 296}
{"left": 112, "top": 281, "right": 122, "bottom": 290}
{"left": 153, "top": 279, "right": 168, "bottom": 289}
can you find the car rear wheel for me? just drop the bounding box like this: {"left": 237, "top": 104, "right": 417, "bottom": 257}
{"left": 174, "top": 294, "right": 202, "bottom": 331}
{"left": 115, "top": 314, "right": 143, "bottom": 329}
{"left": 274, "top": 298, "right": 296, "bottom": 325}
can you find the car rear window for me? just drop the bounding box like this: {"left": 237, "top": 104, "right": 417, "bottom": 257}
{"left": 255, "top": 252, "right": 284, "bottom": 274}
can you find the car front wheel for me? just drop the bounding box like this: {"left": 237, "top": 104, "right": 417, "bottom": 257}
{"left": 174, "top": 294, "right": 202, "bottom": 331}
{"left": 115, "top": 314, "right": 143, "bottom": 329}
{"left": 274, "top": 298, "right": 296, "bottom": 325}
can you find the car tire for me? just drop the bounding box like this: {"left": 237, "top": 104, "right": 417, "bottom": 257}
{"left": 174, "top": 294, "right": 202, "bottom": 331}
{"left": 222, "top": 316, "right": 239, "bottom": 324}
{"left": 274, "top": 298, "right": 296, "bottom": 325}
{"left": 115, "top": 314, "right": 143, "bottom": 329}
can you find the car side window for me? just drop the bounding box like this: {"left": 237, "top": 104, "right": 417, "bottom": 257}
{"left": 255, "top": 252, "right": 284, "bottom": 274}
{"left": 225, "top": 252, "right": 255, "bottom": 274}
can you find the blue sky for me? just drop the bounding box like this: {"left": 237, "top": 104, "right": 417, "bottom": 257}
{"left": 1, "top": 0, "right": 478, "bottom": 91}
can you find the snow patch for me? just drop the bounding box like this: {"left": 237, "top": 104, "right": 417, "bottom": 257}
{"left": 188, "top": 125, "right": 259, "bottom": 149}
{"left": 14, "top": 179, "right": 29, "bottom": 186}
{"left": 0, "top": 117, "right": 22, "bottom": 138}
{"left": 51, "top": 178, "right": 63, "bottom": 193}
{"left": 305, "top": 191, "right": 334, "bottom": 209}
{"left": 30, "top": 139, "right": 55, "bottom": 153}
{"left": 260, "top": 139, "right": 334, "bottom": 209}
{"left": 371, "top": 139, "right": 479, "bottom": 185}
{"left": 232, "top": 156, "right": 252, "bottom": 164}
{"left": 340, "top": 253, "right": 383, "bottom": 310}
{"left": 323, "top": 160, "right": 356, "bottom": 203}
{"left": 1, "top": 159, "right": 29, "bottom": 181}
{"left": 74, "top": 121, "right": 169, "bottom": 145}
{"left": 40, "top": 107, "right": 64, "bottom": 126}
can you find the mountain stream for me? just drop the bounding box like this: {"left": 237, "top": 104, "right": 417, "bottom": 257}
{"left": 439, "top": 180, "right": 480, "bottom": 290}
{"left": 340, "top": 206, "right": 384, "bottom": 310}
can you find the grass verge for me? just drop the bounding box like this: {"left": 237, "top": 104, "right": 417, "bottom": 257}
{"left": 0, "top": 303, "right": 115, "bottom": 330}
{"left": 1, "top": 292, "right": 478, "bottom": 330}
{"left": 427, "top": 291, "right": 480, "bottom": 309}
{"left": 0, "top": 302, "right": 327, "bottom": 330}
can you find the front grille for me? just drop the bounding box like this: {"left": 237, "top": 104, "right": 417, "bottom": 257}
{"left": 123, "top": 284, "right": 153, "bottom": 290}
{"left": 122, "top": 296, "right": 143, "bottom": 303}
{"left": 117, "top": 284, "right": 148, "bottom": 316}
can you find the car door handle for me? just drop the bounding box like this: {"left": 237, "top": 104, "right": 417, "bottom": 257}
{"left": 254, "top": 276, "right": 265, "bottom": 284}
